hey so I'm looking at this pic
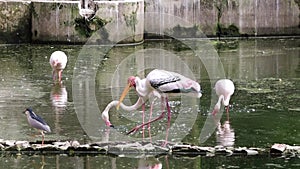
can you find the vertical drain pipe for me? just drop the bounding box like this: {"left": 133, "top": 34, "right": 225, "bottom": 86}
{"left": 78, "top": 0, "right": 98, "bottom": 20}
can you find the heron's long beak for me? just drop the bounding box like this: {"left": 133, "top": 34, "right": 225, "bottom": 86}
{"left": 117, "top": 83, "right": 131, "bottom": 110}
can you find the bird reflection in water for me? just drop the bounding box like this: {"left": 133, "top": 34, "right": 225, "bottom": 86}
{"left": 50, "top": 84, "right": 68, "bottom": 112}
{"left": 50, "top": 83, "right": 68, "bottom": 135}
{"left": 216, "top": 120, "right": 235, "bottom": 147}
{"left": 137, "top": 157, "right": 162, "bottom": 169}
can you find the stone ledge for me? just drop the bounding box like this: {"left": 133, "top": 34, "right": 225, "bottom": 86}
{"left": 1, "top": 139, "right": 299, "bottom": 158}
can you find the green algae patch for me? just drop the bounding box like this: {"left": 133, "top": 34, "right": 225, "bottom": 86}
{"left": 74, "top": 17, "right": 110, "bottom": 39}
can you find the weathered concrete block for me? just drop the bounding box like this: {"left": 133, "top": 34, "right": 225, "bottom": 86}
{"left": 144, "top": 0, "right": 300, "bottom": 37}
{"left": 31, "top": 0, "right": 144, "bottom": 44}
{"left": 31, "top": 2, "right": 85, "bottom": 43}
{"left": 0, "top": 1, "right": 31, "bottom": 43}
{"left": 89, "top": 0, "right": 144, "bottom": 44}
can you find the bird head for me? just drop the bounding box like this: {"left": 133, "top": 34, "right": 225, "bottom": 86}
{"left": 52, "top": 60, "right": 57, "bottom": 67}
{"left": 23, "top": 108, "right": 33, "bottom": 115}
{"left": 116, "top": 76, "right": 136, "bottom": 109}
{"left": 52, "top": 59, "right": 62, "bottom": 67}
{"left": 128, "top": 76, "right": 136, "bottom": 88}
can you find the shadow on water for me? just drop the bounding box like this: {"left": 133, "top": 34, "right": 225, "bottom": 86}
{"left": 0, "top": 38, "right": 299, "bottom": 168}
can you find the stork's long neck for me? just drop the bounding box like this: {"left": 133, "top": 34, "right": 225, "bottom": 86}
{"left": 214, "top": 95, "right": 224, "bottom": 111}
{"left": 102, "top": 97, "right": 146, "bottom": 125}
{"left": 135, "top": 77, "right": 151, "bottom": 97}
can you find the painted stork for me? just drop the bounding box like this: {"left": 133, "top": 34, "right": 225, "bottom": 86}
{"left": 49, "top": 51, "right": 68, "bottom": 82}
{"left": 102, "top": 69, "right": 202, "bottom": 134}
{"left": 23, "top": 108, "right": 51, "bottom": 145}
{"left": 102, "top": 90, "right": 160, "bottom": 125}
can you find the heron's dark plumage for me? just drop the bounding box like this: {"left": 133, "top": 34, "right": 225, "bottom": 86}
{"left": 26, "top": 108, "right": 48, "bottom": 125}
{"left": 24, "top": 108, "right": 51, "bottom": 132}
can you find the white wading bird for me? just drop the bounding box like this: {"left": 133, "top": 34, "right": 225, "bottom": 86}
{"left": 212, "top": 79, "right": 235, "bottom": 118}
{"left": 101, "top": 69, "right": 202, "bottom": 134}
{"left": 49, "top": 51, "right": 68, "bottom": 82}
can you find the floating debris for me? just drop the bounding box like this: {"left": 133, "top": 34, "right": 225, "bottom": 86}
{"left": 0, "top": 139, "right": 298, "bottom": 158}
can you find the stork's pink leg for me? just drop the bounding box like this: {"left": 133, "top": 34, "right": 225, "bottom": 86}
{"left": 163, "top": 97, "right": 171, "bottom": 146}
{"left": 127, "top": 112, "right": 166, "bottom": 135}
{"left": 127, "top": 97, "right": 171, "bottom": 135}
{"left": 147, "top": 100, "right": 155, "bottom": 140}
{"left": 142, "top": 103, "right": 145, "bottom": 139}
{"left": 226, "top": 106, "right": 229, "bottom": 113}
{"left": 58, "top": 70, "right": 62, "bottom": 81}
{"left": 148, "top": 101, "right": 153, "bottom": 129}
{"left": 226, "top": 106, "right": 230, "bottom": 121}
{"left": 165, "top": 98, "right": 171, "bottom": 124}
{"left": 52, "top": 70, "right": 56, "bottom": 81}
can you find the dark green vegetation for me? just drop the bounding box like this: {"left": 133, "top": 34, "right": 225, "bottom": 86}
{"left": 0, "top": 3, "right": 32, "bottom": 43}
{"left": 74, "top": 17, "right": 110, "bottom": 40}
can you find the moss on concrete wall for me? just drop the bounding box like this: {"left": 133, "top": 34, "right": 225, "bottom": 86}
{"left": 0, "top": 2, "right": 31, "bottom": 43}
{"left": 0, "top": 0, "right": 299, "bottom": 44}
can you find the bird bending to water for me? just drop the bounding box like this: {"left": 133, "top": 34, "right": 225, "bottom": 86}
{"left": 23, "top": 108, "right": 51, "bottom": 145}
{"left": 102, "top": 98, "right": 145, "bottom": 127}
{"left": 114, "top": 69, "right": 202, "bottom": 134}
{"left": 212, "top": 79, "right": 235, "bottom": 118}
{"left": 49, "top": 51, "right": 68, "bottom": 82}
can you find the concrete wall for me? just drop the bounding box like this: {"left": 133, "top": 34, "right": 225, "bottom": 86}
{"left": 0, "top": 0, "right": 144, "bottom": 44}
{"left": 0, "top": 0, "right": 299, "bottom": 44}
{"left": 0, "top": 1, "right": 31, "bottom": 43}
{"left": 145, "top": 0, "right": 300, "bottom": 37}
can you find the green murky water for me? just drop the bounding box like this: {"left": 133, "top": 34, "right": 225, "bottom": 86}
{"left": 0, "top": 38, "right": 299, "bottom": 168}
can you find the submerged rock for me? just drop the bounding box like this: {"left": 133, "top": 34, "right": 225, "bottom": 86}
{"left": 0, "top": 139, "right": 298, "bottom": 158}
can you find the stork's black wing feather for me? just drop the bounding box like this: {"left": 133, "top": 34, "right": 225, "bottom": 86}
{"left": 150, "top": 76, "right": 180, "bottom": 89}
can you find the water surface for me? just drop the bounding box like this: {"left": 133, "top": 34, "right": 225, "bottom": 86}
{"left": 0, "top": 38, "right": 299, "bottom": 168}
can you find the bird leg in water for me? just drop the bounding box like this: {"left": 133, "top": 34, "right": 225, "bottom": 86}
{"left": 166, "top": 97, "right": 171, "bottom": 124}
{"left": 127, "top": 97, "right": 171, "bottom": 137}
{"left": 142, "top": 103, "right": 145, "bottom": 139}
{"left": 127, "top": 97, "right": 167, "bottom": 135}
{"left": 52, "top": 70, "right": 56, "bottom": 81}
{"left": 58, "top": 70, "right": 63, "bottom": 82}
{"left": 41, "top": 131, "right": 45, "bottom": 145}
{"left": 127, "top": 111, "right": 166, "bottom": 135}
{"left": 147, "top": 100, "right": 154, "bottom": 140}
{"left": 226, "top": 106, "right": 230, "bottom": 121}
{"left": 163, "top": 97, "right": 171, "bottom": 146}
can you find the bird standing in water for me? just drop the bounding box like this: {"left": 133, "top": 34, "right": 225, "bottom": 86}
{"left": 105, "top": 69, "right": 202, "bottom": 134}
{"left": 23, "top": 108, "right": 51, "bottom": 145}
{"left": 49, "top": 51, "right": 68, "bottom": 82}
{"left": 212, "top": 79, "right": 235, "bottom": 119}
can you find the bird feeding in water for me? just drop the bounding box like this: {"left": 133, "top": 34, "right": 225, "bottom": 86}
{"left": 23, "top": 108, "right": 51, "bottom": 145}
{"left": 101, "top": 91, "right": 159, "bottom": 128}
{"left": 49, "top": 51, "right": 68, "bottom": 82}
{"left": 212, "top": 79, "right": 235, "bottom": 118}
{"left": 102, "top": 69, "right": 202, "bottom": 134}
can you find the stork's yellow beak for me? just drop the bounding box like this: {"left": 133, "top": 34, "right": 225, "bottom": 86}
{"left": 117, "top": 83, "right": 131, "bottom": 110}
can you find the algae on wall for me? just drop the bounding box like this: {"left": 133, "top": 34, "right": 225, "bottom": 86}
{"left": 144, "top": 0, "right": 300, "bottom": 37}
{"left": 0, "top": 2, "right": 32, "bottom": 43}
{"left": 74, "top": 16, "right": 110, "bottom": 43}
